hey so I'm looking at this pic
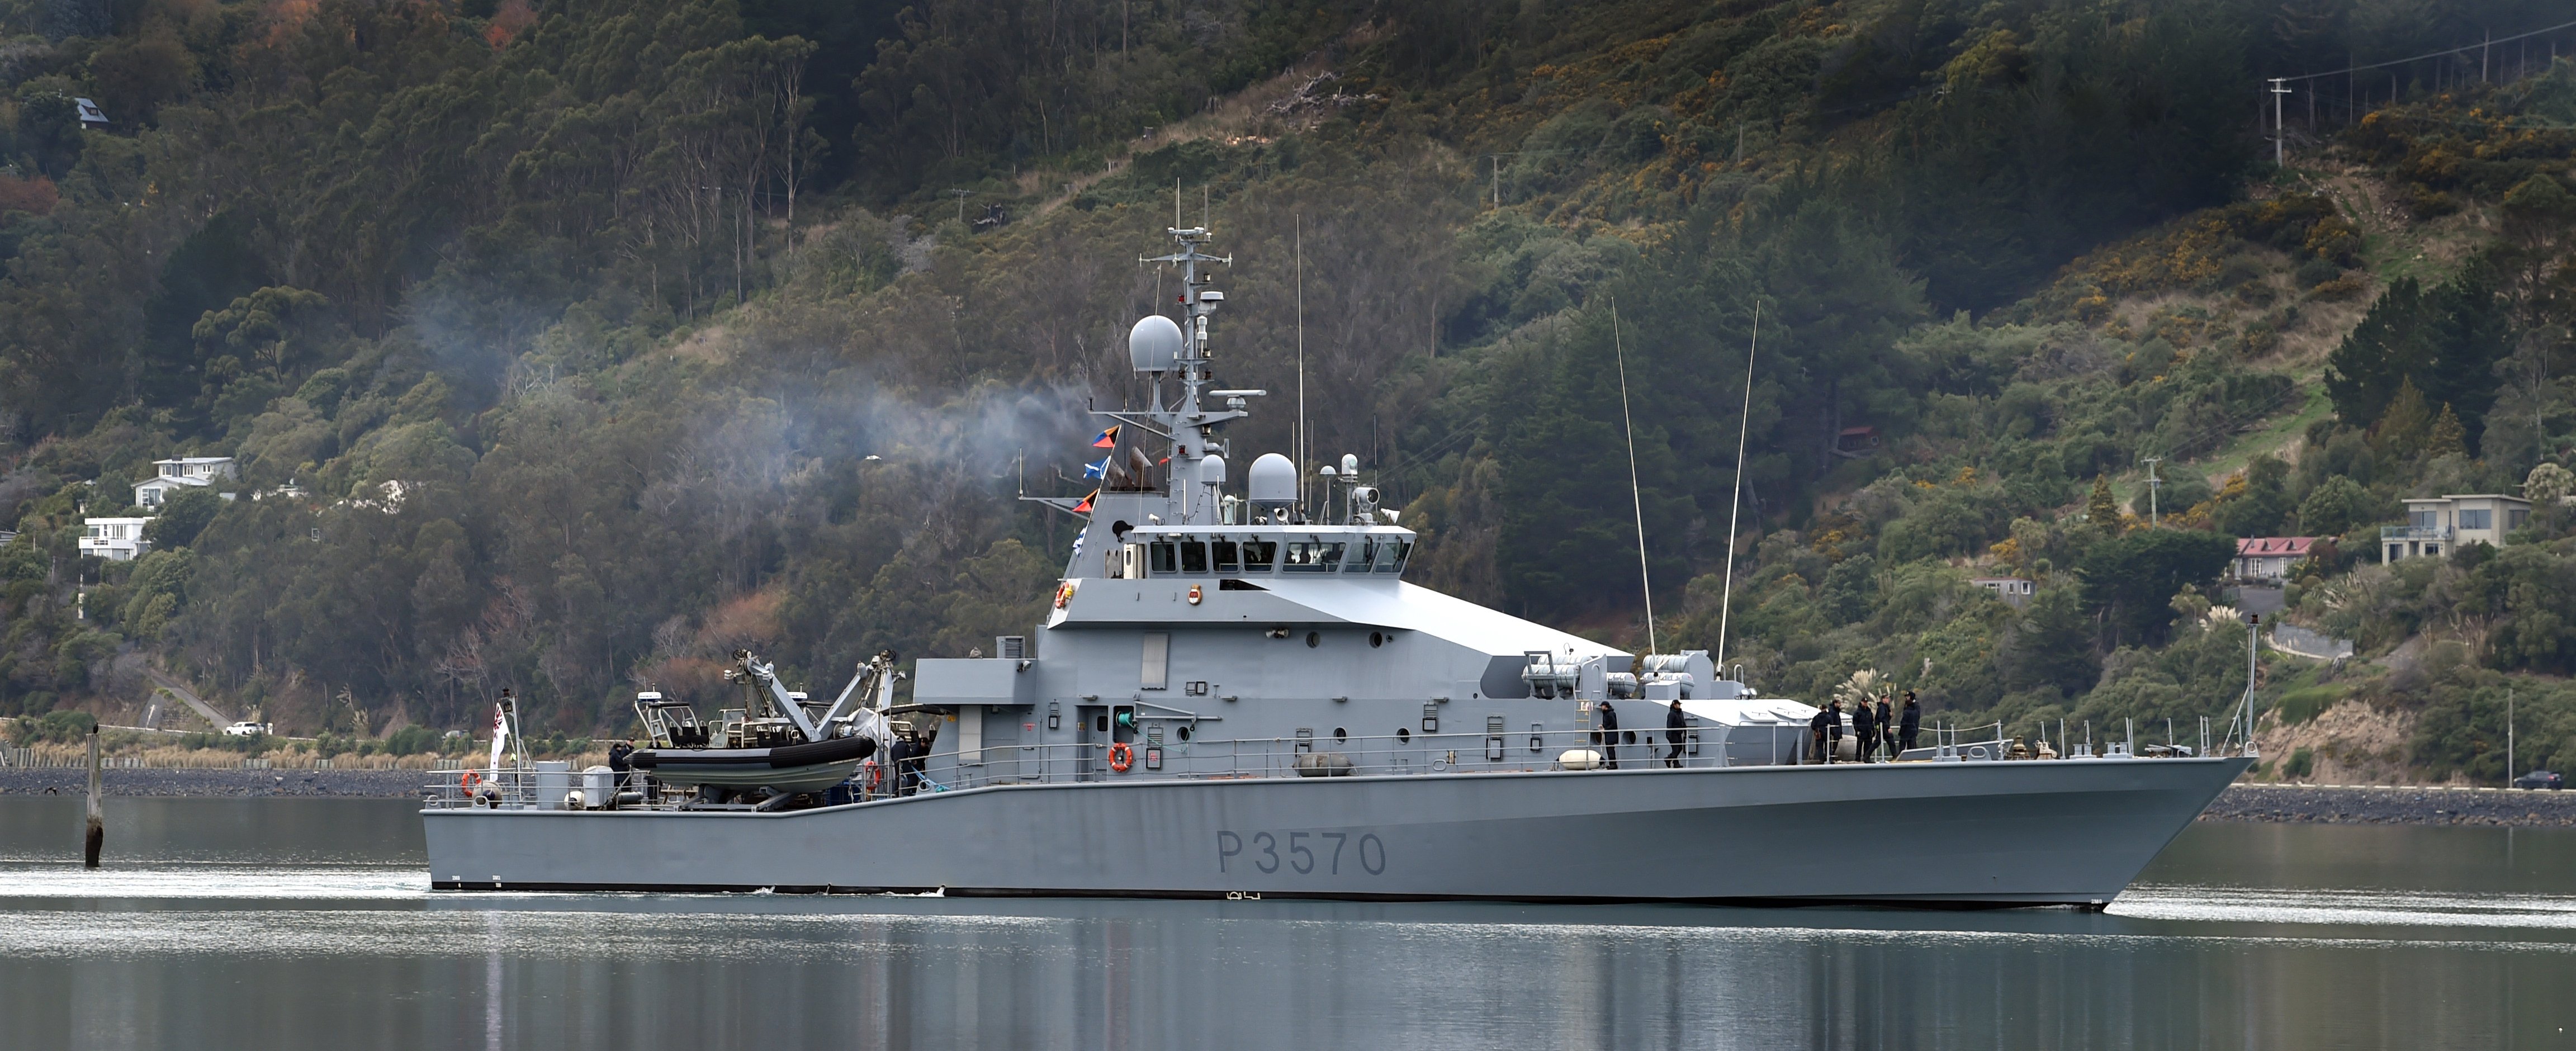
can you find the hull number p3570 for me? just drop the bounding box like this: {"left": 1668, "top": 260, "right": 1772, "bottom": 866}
{"left": 1217, "top": 830, "right": 1385, "bottom": 875}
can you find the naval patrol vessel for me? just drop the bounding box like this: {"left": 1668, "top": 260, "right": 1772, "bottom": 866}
{"left": 422, "top": 221, "right": 2252, "bottom": 906}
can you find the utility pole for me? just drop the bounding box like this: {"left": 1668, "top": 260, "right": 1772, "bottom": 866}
{"left": 84, "top": 723, "right": 102, "bottom": 868}
{"left": 2143, "top": 457, "right": 2163, "bottom": 524}
{"left": 1490, "top": 155, "right": 1500, "bottom": 209}
{"left": 2509, "top": 687, "right": 2516, "bottom": 785}
{"left": 2269, "top": 78, "right": 2292, "bottom": 167}
{"left": 948, "top": 189, "right": 971, "bottom": 224}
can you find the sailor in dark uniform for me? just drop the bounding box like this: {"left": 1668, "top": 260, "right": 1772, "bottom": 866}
{"left": 1598, "top": 700, "right": 1621, "bottom": 769}
{"left": 1664, "top": 699, "right": 1688, "bottom": 768}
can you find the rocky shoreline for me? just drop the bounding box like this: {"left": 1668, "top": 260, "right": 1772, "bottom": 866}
{"left": 2201, "top": 784, "right": 2576, "bottom": 827}
{"left": 0, "top": 768, "right": 430, "bottom": 798}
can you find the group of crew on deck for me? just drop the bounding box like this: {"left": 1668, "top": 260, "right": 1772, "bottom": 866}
{"left": 1808, "top": 691, "right": 1921, "bottom": 763}
{"left": 1584, "top": 692, "right": 1926, "bottom": 768}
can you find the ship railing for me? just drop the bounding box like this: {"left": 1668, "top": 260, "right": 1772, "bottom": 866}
{"left": 419, "top": 764, "right": 662, "bottom": 810}
{"left": 419, "top": 719, "right": 2075, "bottom": 807}
{"left": 944, "top": 722, "right": 1877, "bottom": 789}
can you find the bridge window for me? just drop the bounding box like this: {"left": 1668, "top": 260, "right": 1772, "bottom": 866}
{"left": 1372, "top": 539, "right": 1411, "bottom": 574}
{"left": 1211, "top": 540, "right": 1240, "bottom": 573}
{"left": 1180, "top": 541, "right": 1209, "bottom": 575}
{"left": 1148, "top": 542, "right": 1178, "bottom": 575}
{"left": 1284, "top": 541, "right": 1345, "bottom": 572}
{"left": 1240, "top": 540, "right": 1277, "bottom": 572}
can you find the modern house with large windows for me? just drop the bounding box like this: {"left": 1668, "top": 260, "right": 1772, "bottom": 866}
{"left": 133, "top": 456, "right": 239, "bottom": 509}
{"left": 79, "top": 517, "right": 150, "bottom": 561}
{"left": 2383, "top": 494, "right": 2531, "bottom": 563}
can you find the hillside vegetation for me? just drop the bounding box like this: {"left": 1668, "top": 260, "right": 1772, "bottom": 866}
{"left": 2, "top": 0, "right": 2575, "bottom": 783}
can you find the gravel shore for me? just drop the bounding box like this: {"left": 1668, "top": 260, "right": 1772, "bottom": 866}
{"left": 0, "top": 768, "right": 430, "bottom": 798}
{"left": 2202, "top": 784, "right": 2576, "bottom": 827}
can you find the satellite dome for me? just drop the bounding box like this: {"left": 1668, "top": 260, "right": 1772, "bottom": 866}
{"left": 1129, "top": 315, "right": 1183, "bottom": 373}
{"left": 1199, "top": 454, "right": 1227, "bottom": 486}
{"left": 1248, "top": 453, "right": 1296, "bottom": 504}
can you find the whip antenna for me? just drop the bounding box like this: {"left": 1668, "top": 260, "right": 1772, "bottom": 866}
{"left": 1296, "top": 213, "right": 1307, "bottom": 510}
{"left": 1611, "top": 299, "right": 1656, "bottom": 654}
{"left": 1715, "top": 301, "right": 1760, "bottom": 675}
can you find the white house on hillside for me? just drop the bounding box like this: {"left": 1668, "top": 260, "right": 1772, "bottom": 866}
{"left": 2235, "top": 537, "right": 2332, "bottom": 581}
{"left": 80, "top": 517, "right": 150, "bottom": 561}
{"left": 2383, "top": 494, "right": 2531, "bottom": 563}
{"left": 134, "top": 457, "right": 238, "bottom": 509}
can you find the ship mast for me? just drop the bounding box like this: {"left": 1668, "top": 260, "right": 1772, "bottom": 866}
{"left": 1133, "top": 205, "right": 1259, "bottom": 524}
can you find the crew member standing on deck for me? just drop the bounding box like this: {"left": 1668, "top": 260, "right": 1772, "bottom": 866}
{"left": 1852, "top": 693, "right": 1878, "bottom": 763}
{"left": 1898, "top": 691, "right": 1923, "bottom": 756}
{"left": 1598, "top": 699, "right": 1621, "bottom": 769}
{"left": 1876, "top": 695, "right": 1895, "bottom": 761}
{"left": 1808, "top": 702, "right": 1832, "bottom": 764}
{"left": 1825, "top": 699, "right": 1844, "bottom": 764}
{"left": 1664, "top": 699, "right": 1688, "bottom": 768}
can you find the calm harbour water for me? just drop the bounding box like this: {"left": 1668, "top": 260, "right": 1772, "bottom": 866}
{"left": 0, "top": 798, "right": 2571, "bottom": 1049}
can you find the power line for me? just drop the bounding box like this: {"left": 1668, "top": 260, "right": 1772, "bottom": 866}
{"left": 2277, "top": 17, "right": 2576, "bottom": 82}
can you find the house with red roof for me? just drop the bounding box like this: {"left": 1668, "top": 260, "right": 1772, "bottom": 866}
{"left": 2234, "top": 536, "right": 2332, "bottom": 581}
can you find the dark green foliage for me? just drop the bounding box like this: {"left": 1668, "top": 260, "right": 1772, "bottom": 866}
{"left": 8, "top": 707, "right": 91, "bottom": 744}
{"left": 1883, "top": 1, "right": 2257, "bottom": 310}
{"left": 2077, "top": 528, "right": 2237, "bottom": 646}
{"left": 2001, "top": 585, "right": 2099, "bottom": 697}
{"left": 2296, "top": 475, "right": 2376, "bottom": 537}
{"left": 140, "top": 489, "right": 221, "bottom": 550}
{"left": 2324, "top": 266, "right": 2512, "bottom": 448}
{"left": 2211, "top": 456, "right": 2293, "bottom": 537}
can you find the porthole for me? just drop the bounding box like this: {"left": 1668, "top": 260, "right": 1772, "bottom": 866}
{"left": 1396, "top": 727, "right": 1412, "bottom": 744}
{"left": 1369, "top": 631, "right": 1384, "bottom": 648}
{"left": 1177, "top": 726, "right": 1192, "bottom": 741}
{"left": 1334, "top": 727, "right": 1348, "bottom": 742}
{"left": 1306, "top": 631, "right": 1320, "bottom": 648}
{"left": 1622, "top": 730, "right": 1636, "bottom": 745}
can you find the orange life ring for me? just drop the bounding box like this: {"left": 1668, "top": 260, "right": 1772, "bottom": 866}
{"left": 1108, "top": 741, "right": 1134, "bottom": 773}
{"left": 459, "top": 770, "right": 482, "bottom": 792}
{"left": 863, "top": 759, "right": 883, "bottom": 789}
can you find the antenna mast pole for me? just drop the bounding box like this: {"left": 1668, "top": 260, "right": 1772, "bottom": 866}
{"left": 1715, "top": 302, "right": 1761, "bottom": 674}
{"left": 1609, "top": 300, "right": 1656, "bottom": 654}
{"left": 1296, "top": 214, "right": 1307, "bottom": 510}
{"left": 2269, "top": 78, "right": 2292, "bottom": 167}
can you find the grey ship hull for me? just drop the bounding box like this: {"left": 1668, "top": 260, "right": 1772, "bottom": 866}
{"left": 423, "top": 756, "right": 2246, "bottom": 906}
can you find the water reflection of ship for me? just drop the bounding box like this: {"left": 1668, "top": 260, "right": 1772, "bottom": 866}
{"left": 423, "top": 219, "right": 2249, "bottom": 907}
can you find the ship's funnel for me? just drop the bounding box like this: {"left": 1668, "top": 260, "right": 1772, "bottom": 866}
{"left": 1129, "top": 315, "right": 1183, "bottom": 373}
{"left": 1248, "top": 453, "right": 1296, "bottom": 504}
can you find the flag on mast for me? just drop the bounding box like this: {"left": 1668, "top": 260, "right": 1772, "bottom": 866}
{"left": 1082, "top": 455, "right": 1110, "bottom": 479}
{"left": 489, "top": 702, "right": 510, "bottom": 770}
{"left": 1091, "top": 425, "right": 1120, "bottom": 448}
{"left": 1072, "top": 490, "right": 1097, "bottom": 514}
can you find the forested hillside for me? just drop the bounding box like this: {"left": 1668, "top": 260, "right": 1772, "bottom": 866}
{"left": 3, "top": 0, "right": 2575, "bottom": 782}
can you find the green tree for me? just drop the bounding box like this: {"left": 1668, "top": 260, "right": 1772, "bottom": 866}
{"left": 2296, "top": 475, "right": 2374, "bottom": 536}
{"left": 141, "top": 489, "right": 222, "bottom": 550}
{"left": 2086, "top": 475, "right": 2122, "bottom": 533}
{"left": 2324, "top": 268, "right": 2510, "bottom": 448}
{"left": 2001, "top": 585, "right": 2099, "bottom": 696}
{"left": 2077, "top": 528, "right": 2237, "bottom": 647}
{"left": 2212, "top": 456, "right": 2294, "bottom": 537}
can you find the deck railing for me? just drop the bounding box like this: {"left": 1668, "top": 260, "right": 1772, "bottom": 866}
{"left": 420, "top": 718, "right": 2132, "bottom": 811}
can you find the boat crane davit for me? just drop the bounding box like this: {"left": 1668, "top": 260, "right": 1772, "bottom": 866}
{"left": 422, "top": 219, "right": 2250, "bottom": 906}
